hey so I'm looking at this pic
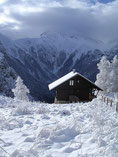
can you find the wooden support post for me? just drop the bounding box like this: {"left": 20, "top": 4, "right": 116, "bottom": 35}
{"left": 116, "top": 102, "right": 118, "bottom": 112}
{"left": 96, "top": 90, "right": 99, "bottom": 97}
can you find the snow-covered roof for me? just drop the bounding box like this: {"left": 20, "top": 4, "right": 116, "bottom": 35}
{"left": 48, "top": 70, "right": 102, "bottom": 90}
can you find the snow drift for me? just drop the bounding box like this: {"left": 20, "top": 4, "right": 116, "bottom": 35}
{"left": 0, "top": 96, "right": 118, "bottom": 157}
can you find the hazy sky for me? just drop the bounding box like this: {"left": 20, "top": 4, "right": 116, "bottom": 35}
{"left": 0, "top": 0, "right": 118, "bottom": 41}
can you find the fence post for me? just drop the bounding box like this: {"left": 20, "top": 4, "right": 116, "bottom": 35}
{"left": 104, "top": 97, "right": 106, "bottom": 102}
{"left": 110, "top": 100, "right": 112, "bottom": 107}
{"left": 116, "top": 102, "right": 118, "bottom": 112}
{"left": 106, "top": 98, "right": 109, "bottom": 105}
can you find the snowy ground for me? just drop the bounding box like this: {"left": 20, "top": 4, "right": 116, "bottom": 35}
{"left": 0, "top": 96, "right": 118, "bottom": 157}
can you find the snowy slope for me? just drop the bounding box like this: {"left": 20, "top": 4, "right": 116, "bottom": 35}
{"left": 0, "top": 96, "right": 118, "bottom": 157}
{"left": 0, "top": 34, "right": 13, "bottom": 48}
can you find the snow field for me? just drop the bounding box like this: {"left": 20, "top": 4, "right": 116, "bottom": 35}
{"left": 0, "top": 96, "right": 118, "bottom": 157}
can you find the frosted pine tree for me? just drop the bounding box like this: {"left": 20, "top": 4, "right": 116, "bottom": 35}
{"left": 12, "top": 76, "right": 30, "bottom": 101}
{"left": 0, "top": 45, "right": 16, "bottom": 97}
{"left": 96, "top": 55, "right": 118, "bottom": 93}
{"left": 95, "top": 56, "right": 111, "bottom": 92}
{"left": 110, "top": 55, "right": 118, "bottom": 92}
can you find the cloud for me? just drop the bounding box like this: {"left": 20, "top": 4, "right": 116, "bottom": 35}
{"left": 0, "top": 0, "right": 118, "bottom": 42}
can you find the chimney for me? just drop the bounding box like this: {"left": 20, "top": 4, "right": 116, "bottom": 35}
{"left": 73, "top": 69, "right": 75, "bottom": 73}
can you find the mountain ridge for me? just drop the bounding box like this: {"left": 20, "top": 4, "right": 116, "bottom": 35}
{"left": 0, "top": 32, "right": 118, "bottom": 102}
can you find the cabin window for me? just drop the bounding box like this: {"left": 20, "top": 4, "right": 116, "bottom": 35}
{"left": 69, "top": 80, "right": 74, "bottom": 86}
{"left": 78, "top": 80, "right": 80, "bottom": 83}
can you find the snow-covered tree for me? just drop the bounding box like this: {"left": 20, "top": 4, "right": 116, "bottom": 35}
{"left": 0, "top": 47, "right": 17, "bottom": 97}
{"left": 109, "top": 56, "right": 118, "bottom": 92}
{"left": 95, "top": 56, "right": 111, "bottom": 92}
{"left": 95, "top": 55, "right": 118, "bottom": 93}
{"left": 12, "top": 76, "right": 30, "bottom": 101}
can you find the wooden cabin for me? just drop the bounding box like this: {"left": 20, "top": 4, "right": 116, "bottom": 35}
{"left": 48, "top": 70, "right": 102, "bottom": 103}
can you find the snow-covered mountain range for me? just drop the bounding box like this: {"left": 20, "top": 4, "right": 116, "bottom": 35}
{"left": 0, "top": 32, "right": 118, "bottom": 102}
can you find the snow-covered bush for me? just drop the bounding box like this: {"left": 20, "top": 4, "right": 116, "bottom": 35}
{"left": 0, "top": 115, "right": 23, "bottom": 130}
{"left": 37, "top": 106, "right": 49, "bottom": 114}
{"left": 95, "top": 55, "right": 118, "bottom": 93}
{"left": 0, "top": 116, "right": 8, "bottom": 130}
{"left": 12, "top": 104, "right": 32, "bottom": 116}
{"left": 12, "top": 76, "right": 30, "bottom": 101}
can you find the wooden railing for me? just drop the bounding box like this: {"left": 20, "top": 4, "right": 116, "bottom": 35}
{"left": 98, "top": 94, "right": 118, "bottom": 112}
